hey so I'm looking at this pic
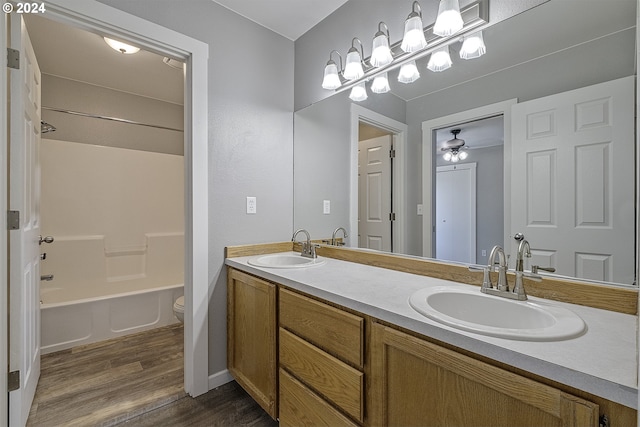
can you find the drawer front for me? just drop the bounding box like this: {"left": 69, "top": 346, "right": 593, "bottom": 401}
{"left": 280, "top": 328, "right": 363, "bottom": 422}
{"left": 279, "top": 369, "right": 359, "bottom": 427}
{"left": 279, "top": 288, "right": 364, "bottom": 368}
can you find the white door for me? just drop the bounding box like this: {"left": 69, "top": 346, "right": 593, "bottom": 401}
{"left": 358, "top": 135, "right": 392, "bottom": 251}
{"left": 9, "top": 15, "right": 42, "bottom": 426}
{"left": 436, "top": 164, "right": 477, "bottom": 264}
{"left": 511, "top": 77, "right": 634, "bottom": 283}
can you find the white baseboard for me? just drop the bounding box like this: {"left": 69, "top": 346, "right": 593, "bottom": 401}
{"left": 208, "top": 369, "right": 234, "bottom": 390}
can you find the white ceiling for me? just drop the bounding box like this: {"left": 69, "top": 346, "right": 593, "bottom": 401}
{"left": 211, "top": 0, "right": 349, "bottom": 40}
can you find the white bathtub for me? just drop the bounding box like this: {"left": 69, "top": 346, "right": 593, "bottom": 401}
{"left": 39, "top": 232, "right": 185, "bottom": 354}
{"left": 41, "top": 283, "right": 183, "bottom": 354}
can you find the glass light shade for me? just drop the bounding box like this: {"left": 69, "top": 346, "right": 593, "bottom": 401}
{"left": 344, "top": 50, "right": 364, "bottom": 80}
{"left": 433, "top": 0, "right": 464, "bottom": 37}
{"left": 104, "top": 37, "right": 140, "bottom": 54}
{"left": 451, "top": 152, "right": 460, "bottom": 162}
{"left": 460, "top": 32, "right": 486, "bottom": 59}
{"left": 459, "top": 150, "right": 468, "bottom": 160}
{"left": 371, "top": 34, "right": 393, "bottom": 67}
{"left": 427, "top": 46, "right": 452, "bottom": 72}
{"left": 398, "top": 61, "right": 420, "bottom": 83}
{"left": 371, "top": 73, "right": 390, "bottom": 94}
{"left": 322, "top": 62, "right": 341, "bottom": 90}
{"left": 443, "top": 151, "right": 453, "bottom": 161}
{"left": 349, "top": 82, "right": 368, "bottom": 102}
{"left": 401, "top": 15, "right": 427, "bottom": 53}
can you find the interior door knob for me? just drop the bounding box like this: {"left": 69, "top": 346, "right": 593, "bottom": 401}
{"left": 39, "top": 235, "right": 54, "bottom": 245}
{"left": 40, "top": 253, "right": 47, "bottom": 260}
{"left": 40, "top": 274, "right": 54, "bottom": 281}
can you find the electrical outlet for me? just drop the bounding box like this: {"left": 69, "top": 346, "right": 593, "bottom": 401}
{"left": 323, "top": 200, "right": 330, "bottom": 214}
{"left": 482, "top": 250, "right": 487, "bottom": 257}
{"left": 246, "top": 197, "right": 256, "bottom": 214}
{"left": 417, "top": 204, "right": 423, "bottom": 215}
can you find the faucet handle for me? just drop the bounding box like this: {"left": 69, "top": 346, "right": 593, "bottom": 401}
{"left": 469, "top": 265, "right": 492, "bottom": 290}
{"left": 531, "top": 265, "right": 555, "bottom": 274}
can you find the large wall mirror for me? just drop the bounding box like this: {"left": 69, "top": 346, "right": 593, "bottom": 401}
{"left": 293, "top": 0, "right": 637, "bottom": 288}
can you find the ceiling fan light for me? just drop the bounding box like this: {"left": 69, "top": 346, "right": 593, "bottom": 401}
{"left": 398, "top": 61, "right": 420, "bottom": 83}
{"left": 460, "top": 31, "right": 486, "bottom": 59}
{"left": 103, "top": 37, "right": 140, "bottom": 54}
{"left": 451, "top": 152, "right": 460, "bottom": 162}
{"left": 443, "top": 151, "right": 453, "bottom": 161}
{"left": 427, "top": 46, "right": 452, "bottom": 72}
{"left": 349, "top": 82, "right": 368, "bottom": 102}
{"left": 322, "top": 61, "right": 341, "bottom": 90}
{"left": 458, "top": 150, "right": 468, "bottom": 160}
{"left": 434, "top": 0, "right": 464, "bottom": 37}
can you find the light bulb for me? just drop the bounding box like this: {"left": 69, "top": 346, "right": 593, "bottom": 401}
{"left": 451, "top": 152, "right": 460, "bottom": 162}
{"left": 427, "top": 46, "right": 452, "bottom": 72}
{"left": 322, "top": 62, "right": 341, "bottom": 90}
{"left": 349, "top": 82, "right": 368, "bottom": 102}
{"left": 398, "top": 61, "right": 420, "bottom": 84}
{"left": 371, "top": 34, "right": 393, "bottom": 67}
{"left": 371, "top": 73, "right": 390, "bottom": 94}
{"left": 344, "top": 49, "right": 364, "bottom": 80}
{"left": 443, "top": 151, "right": 453, "bottom": 161}
{"left": 459, "top": 151, "right": 468, "bottom": 160}
{"left": 433, "top": 0, "right": 463, "bottom": 37}
{"left": 460, "top": 32, "right": 486, "bottom": 59}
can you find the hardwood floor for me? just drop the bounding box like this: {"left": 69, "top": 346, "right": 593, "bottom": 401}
{"left": 27, "top": 324, "right": 277, "bottom": 426}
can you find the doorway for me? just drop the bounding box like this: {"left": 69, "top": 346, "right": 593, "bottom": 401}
{"left": 5, "top": 3, "right": 209, "bottom": 424}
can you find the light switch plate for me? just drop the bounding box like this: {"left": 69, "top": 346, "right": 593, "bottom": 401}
{"left": 246, "top": 197, "right": 256, "bottom": 214}
{"left": 323, "top": 200, "right": 330, "bottom": 214}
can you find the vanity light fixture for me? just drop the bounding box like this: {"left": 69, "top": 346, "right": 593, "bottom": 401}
{"left": 103, "top": 37, "right": 140, "bottom": 54}
{"left": 344, "top": 38, "right": 365, "bottom": 80}
{"left": 398, "top": 60, "right": 420, "bottom": 84}
{"left": 427, "top": 45, "right": 453, "bottom": 72}
{"left": 321, "top": 0, "right": 489, "bottom": 101}
{"left": 322, "top": 50, "right": 343, "bottom": 90}
{"left": 433, "top": 0, "right": 464, "bottom": 37}
{"left": 349, "top": 82, "right": 368, "bottom": 101}
{"left": 371, "top": 22, "right": 393, "bottom": 67}
{"left": 371, "top": 72, "right": 391, "bottom": 93}
{"left": 401, "top": 2, "right": 428, "bottom": 53}
{"left": 459, "top": 31, "right": 486, "bottom": 59}
{"left": 441, "top": 129, "right": 468, "bottom": 162}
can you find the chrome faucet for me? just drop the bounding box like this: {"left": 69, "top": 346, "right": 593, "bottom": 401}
{"left": 488, "top": 245, "right": 509, "bottom": 292}
{"left": 331, "top": 227, "right": 348, "bottom": 246}
{"left": 514, "top": 233, "right": 531, "bottom": 272}
{"left": 291, "top": 229, "right": 317, "bottom": 259}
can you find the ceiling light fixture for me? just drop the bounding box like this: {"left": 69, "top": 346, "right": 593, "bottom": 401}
{"left": 103, "top": 37, "right": 140, "bottom": 54}
{"left": 349, "top": 82, "right": 368, "bottom": 101}
{"left": 320, "top": 0, "right": 489, "bottom": 102}
{"left": 441, "top": 129, "right": 468, "bottom": 162}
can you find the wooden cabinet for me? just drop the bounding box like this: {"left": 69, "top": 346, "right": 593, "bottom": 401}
{"left": 369, "top": 322, "right": 599, "bottom": 427}
{"left": 279, "top": 288, "right": 365, "bottom": 426}
{"left": 226, "top": 268, "right": 277, "bottom": 419}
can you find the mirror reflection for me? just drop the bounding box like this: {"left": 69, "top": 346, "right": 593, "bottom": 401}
{"left": 293, "top": 0, "right": 637, "bottom": 287}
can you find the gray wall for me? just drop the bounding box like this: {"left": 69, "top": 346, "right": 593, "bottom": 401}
{"left": 97, "top": 0, "right": 295, "bottom": 377}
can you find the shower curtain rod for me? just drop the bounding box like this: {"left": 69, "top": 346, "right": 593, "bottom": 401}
{"left": 42, "top": 106, "right": 184, "bottom": 133}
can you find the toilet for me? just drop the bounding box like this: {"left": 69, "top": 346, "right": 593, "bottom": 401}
{"left": 173, "top": 296, "right": 184, "bottom": 323}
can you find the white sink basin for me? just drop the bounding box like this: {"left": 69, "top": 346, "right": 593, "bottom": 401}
{"left": 248, "top": 253, "right": 326, "bottom": 268}
{"left": 409, "top": 286, "right": 586, "bottom": 341}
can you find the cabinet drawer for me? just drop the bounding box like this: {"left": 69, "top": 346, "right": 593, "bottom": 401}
{"left": 280, "top": 328, "right": 364, "bottom": 423}
{"left": 279, "top": 369, "right": 359, "bottom": 427}
{"left": 279, "top": 288, "right": 364, "bottom": 368}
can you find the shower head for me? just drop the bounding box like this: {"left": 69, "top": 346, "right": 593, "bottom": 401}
{"left": 41, "top": 121, "right": 56, "bottom": 134}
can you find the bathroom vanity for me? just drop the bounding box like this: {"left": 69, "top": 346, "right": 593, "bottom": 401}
{"left": 226, "top": 243, "right": 637, "bottom": 426}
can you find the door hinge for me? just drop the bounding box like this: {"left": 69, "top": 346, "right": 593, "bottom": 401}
{"left": 599, "top": 415, "right": 609, "bottom": 427}
{"left": 7, "top": 210, "right": 20, "bottom": 230}
{"left": 389, "top": 148, "right": 396, "bottom": 158}
{"left": 7, "top": 48, "right": 19, "bottom": 69}
{"left": 8, "top": 370, "right": 20, "bottom": 392}
{"left": 389, "top": 212, "right": 396, "bottom": 221}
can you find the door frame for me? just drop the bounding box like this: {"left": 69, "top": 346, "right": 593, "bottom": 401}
{"left": 1, "top": 11, "right": 9, "bottom": 425}
{"left": 351, "top": 105, "right": 408, "bottom": 254}
{"left": 5, "top": 0, "right": 210, "bottom": 398}
{"left": 422, "top": 99, "right": 516, "bottom": 258}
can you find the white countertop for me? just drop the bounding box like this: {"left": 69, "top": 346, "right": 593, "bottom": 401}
{"left": 226, "top": 252, "right": 638, "bottom": 409}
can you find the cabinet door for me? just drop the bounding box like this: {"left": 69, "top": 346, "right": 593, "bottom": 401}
{"left": 227, "top": 268, "right": 277, "bottom": 419}
{"left": 370, "top": 323, "right": 598, "bottom": 427}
